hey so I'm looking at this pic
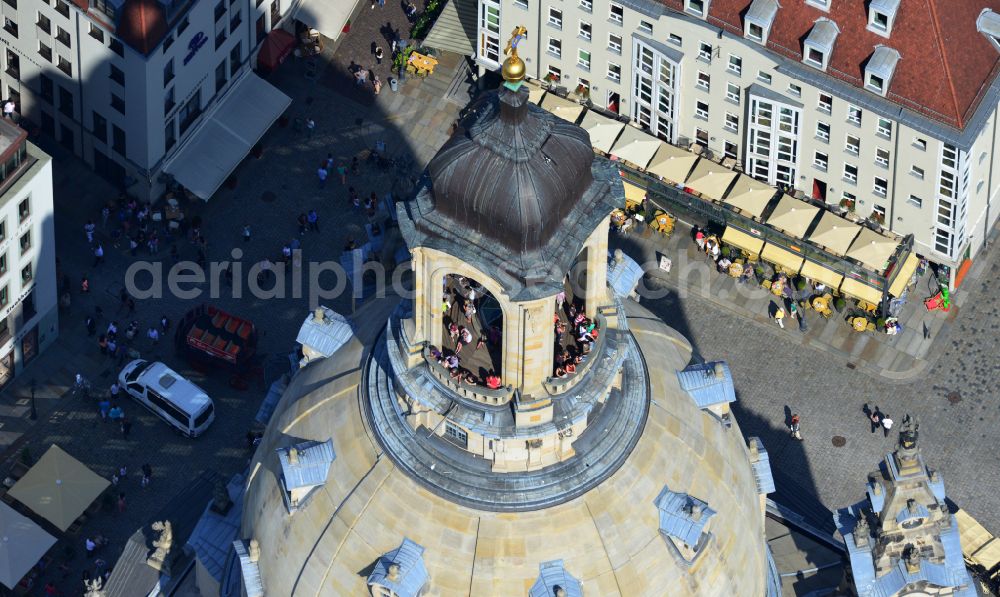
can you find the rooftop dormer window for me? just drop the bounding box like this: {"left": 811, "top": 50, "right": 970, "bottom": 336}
{"left": 685, "top": 0, "right": 708, "bottom": 18}
{"left": 655, "top": 486, "right": 716, "bottom": 564}
{"left": 744, "top": 0, "right": 778, "bottom": 45}
{"left": 276, "top": 439, "right": 335, "bottom": 513}
{"left": 806, "top": 0, "right": 829, "bottom": 11}
{"left": 977, "top": 9, "right": 1000, "bottom": 52}
{"left": 803, "top": 18, "right": 839, "bottom": 71}
{"left": 868, "top": 0, "right": 899, "bottom": 37}
{"left": 864, "top": 45, "right": 900, "bottom": 97}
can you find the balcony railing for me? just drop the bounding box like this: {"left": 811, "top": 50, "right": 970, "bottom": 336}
{"left": 423, "top": 346, "right": 514, "bottom": 406}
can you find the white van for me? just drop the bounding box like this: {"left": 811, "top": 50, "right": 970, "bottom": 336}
{"left": 118, "top": 360, "right": 215, "bottom": 437}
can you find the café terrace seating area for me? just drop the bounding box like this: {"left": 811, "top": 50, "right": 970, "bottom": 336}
{"left": 523, "top": 80, "right": 920, "bottom": 306}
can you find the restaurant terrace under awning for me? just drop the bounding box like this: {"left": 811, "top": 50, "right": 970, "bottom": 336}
{"left": 525, "top": 80, "right": 546, "bottom": 105}
{"left": 7, "top": 445, "right": 110, "bottom": 532}
{"left": 540, "top": 93, "right": 584, "bottom": 123}
{"left": 645, "top": 142, "right": 699, "bottom": 183}
{"left": 164, "top": 71, "right": 291, "bottom": 200}
{"left": 580, "top": 111, "right": 625, "bottom": 154}
{"left": 622, "top": 180, "right": 646, "bottom": 208}
{"left": 295, "top": 0, "right": 356, "bottom": 40}
{"left": 0, "top": 502, "right": 57, "bottom": 589}
{"left": 684, "top": 159, "right": 738, "bottom": 201}
{"left": 839, "top": 277, "right": 882, "bottom": 304}
{"left": 807, "top": 211, "right": 861, "bottom": 256}
{"left": 722, "top": 226, "right": 764, "bottom": 256}
{"left": 765, "top": 195, "right": 820, "bottom": 239}
{"left": 846, "top": 227, "right": 898, "bottom": 271}
{"left": 723, "top": 175, "right": 777, "bottom": 219}
{"left": 761, "top": 243, "right": 804, "bottom": 274}
{"left": 889, "top": 253, "right": 920, "bottom": 297}
{"left": 800, "top": 260, "right": 844, "bottom": 290}
{"left": 610, "top": 125, "right": 661, "bottom": 169}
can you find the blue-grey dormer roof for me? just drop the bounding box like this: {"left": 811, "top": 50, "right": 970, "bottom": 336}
{"left": 528, "top": 560, "right": 583, "bottom": 597}
{"left": 928, "top": 472, "right": 946, "bottom": 501}
{"left": 607, "top": 251, "right": 644, "bottom": 298}
{"left": 296, "top": 307, "right": 353, "bottom": 359}
{"left": 748, "top": 437, "right": 776, "bottom": 495}
{"left": 745, "top": 0, "right": 779, "bottom": 39}
{"left": 866, "top": 46, "right": 901, "bottom": 90}
{"left": 654, "top": 486, "right": 716, "bottom": 548}
{"left": 232, "top": 540, "right": 263, "bottom": 597}
{"left": 277, "top": 439, "right": 335, "bottom": 491}
{"left": 366, "top": 538, "right": 429, "bottom": 597}
{"left": 676, "top": 362, "right": 736, "bottom": 409}
{"left": 804, "top": 18, "right": 840, "bottom": 65}
{"left": 867, "top": 481, "right": 886, "bottom": 514}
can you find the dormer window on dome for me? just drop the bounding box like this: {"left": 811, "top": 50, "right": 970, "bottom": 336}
{"left": 977, "top": 9, "right": 1000, "bottom": 52}
{"left": 867, "top": 0, "right": 900, "bottom": 38}
{"left": 366, "top": 538, "right": 429, "bottom": 597}
{"left": 685, "top": 0, "right": 710, "bottom": 18}
{"left": 744, "top": 0, "right": 778, "bottom": 45}
{"left": 276, "top": 439, "right": 335, "bottom": 513}
{"left": 864, "top": 46, "right": 900, "bottom": 96}
{"left": 803, "top": 18, "right": 839, "bottom": 71}
{"left": 529, "top": 560, "right": 582, "bottom": 597}
{"left": 655, "top": 486, "right": 716, "bottom": 564}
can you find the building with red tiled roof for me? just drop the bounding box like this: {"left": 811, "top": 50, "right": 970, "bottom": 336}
{"left": 472, "top": 0, "right": 1000, "bottom": 281}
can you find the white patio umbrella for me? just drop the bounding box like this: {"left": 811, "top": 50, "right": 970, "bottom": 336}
{"left": 645, "top": 142, "right": 699, "bottom": 183}
{"left": 0, "top": 502, "right": 56, "bottom": 589}
{"left": 539, "top": 93, "right": 585, "bottom": 123}
{"left": 610, "top": 125, "right": 661, "bottom": 169}
{"left": 580, "top": 111, "right": 625, "bottom": 154}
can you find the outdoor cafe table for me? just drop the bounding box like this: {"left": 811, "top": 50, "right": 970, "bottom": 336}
{"left": 407, "top": 52, "right": 438, "bottom": 75}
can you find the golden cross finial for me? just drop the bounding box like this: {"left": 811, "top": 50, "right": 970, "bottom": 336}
{"left": 502, "top": 26, "right": 528, "bottom": 84}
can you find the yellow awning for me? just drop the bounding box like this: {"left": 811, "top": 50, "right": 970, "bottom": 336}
{"left": 721, "top": 227, "right": 764, "bottom": 256}
{"left": 807, "top": 211, "right": 861, "bottom": 256}
{"left": 888, "top": 253, "right": 920, "bottom": 297}
{"left": 684, "top": 159, "right": 738, "bottom": 201}
{"left": 723, "top": 175, "right": 776, "bottom": 218}
{"left": 846, "top": 227, "right": 899, "bottom": 271}
{"left": 839, "top": 278, "right": 882, "bottom": 304}
{"left": 622, "top": 180, "right": 645, "bottom": 206}
{"left": 610, "top": 125, "right": 660, "bottom": 169}
{"left": 580, "top": 111, "right": 625, "bottom": 154}
{"left": 646, "top": 142, "right": 699, "bottom": 182}
{"left": 800, "top": 260, "right": 844, "bottom": 289}
{"left": 766, "top": 194, "right": 820, "bottom": 239}
{"left": 972, "top": 539, "right": 1000, "bottom": 571}
{"left": 540, "top": 93, "right": 585, "bottom": 123}
{"left": 761, "top": 243, "right": 804, "bottom": 274}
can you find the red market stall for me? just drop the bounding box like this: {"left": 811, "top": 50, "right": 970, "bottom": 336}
{"left": 257, "top": 29, "right": 296, "bottom": 73}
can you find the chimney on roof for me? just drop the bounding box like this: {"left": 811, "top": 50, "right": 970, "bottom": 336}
{"left": 748, "top": 439, "right": 759, "bottom": 459}
{"left": 313, "top": 307, "right": 325, "bottom": 323}
{"left": 903, "top": 546, "right": 921, "bottom": 573}
{"left": 387, "top": 563, "right": 401, "bottom": 582}
{"left": 713, "top": 362, "right": 725, "bottom": 379}
{"left": 689, "top": 502, "right": 703, "bottom": 521}
{"left": 554, "top": 587, "right": 567, "bottom": 597}
{"left": 288, "top": 447, "right": 299, "bottom": 465}
{"left": 248, "top": 539, "right": 260, "bottom": 563}
{"left": 613, "top": 248, "right": 625, "bottom": 264}
{"left": 872, "top": 482, "right": 882, "bottom": 495}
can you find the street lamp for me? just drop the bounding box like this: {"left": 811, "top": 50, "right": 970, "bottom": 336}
{"left": 28, "top": 378, "right": 36, "bottom": 420}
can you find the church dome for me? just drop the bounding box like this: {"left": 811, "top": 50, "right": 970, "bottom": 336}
{"left": 427, "top": 86, "right": 596, "bottom": 253}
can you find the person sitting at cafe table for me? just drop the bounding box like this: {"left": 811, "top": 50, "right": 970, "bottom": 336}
{"left": 554, "top": 367, "right": 567, "bottom": 379}
{"left": 705, "top": 239, "right": 720, "bottom": 261}
{"left": 485, "top": 372, "right": 502, "bottom": 389}
{"left": 717, "top": 256, "right": 732, "bottom": 273}
{"left": 565, "top": 362, "right": 577, "bottom": 374}
{"left": 695, "top": 228, "right": 706, "bottom": 250}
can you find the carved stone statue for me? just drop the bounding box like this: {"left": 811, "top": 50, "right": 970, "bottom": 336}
{"left": 146, "top": 520, "right": 174, "bottom": 573}
{"left": 249, "top": 539, "right": 261, "bottom": 563}
{"left": 83, "top": 577, "right": 106, "bottom": 597}
{"left": 898, "top": 414, "right": 919, "bottom": 450}
{"left": 211, "top": 480, "right": 233, "bottom": 515}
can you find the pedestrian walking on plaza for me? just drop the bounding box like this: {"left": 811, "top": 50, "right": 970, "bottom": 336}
{"left": 98, "top": 398, "right": 110, "bottom": 422}
{"left": 117, "top": 493, "right": 126, "bottom": 513}
{"left": 147, "top": 327, "right": 159, "bottom": 344}
{"left": 242, "top": 224, "right": 251, "bottom": 242}
{"left": 110, "top": 382, "right": 120, "bottom": 401}
{"left": 107, "top": 338, "right": 118, "bottom": 358}
{"left": 141, "top": 463, "right": 152, "bottom": 488}
{"left": 881, "top": 414, "right": 894, "bottom": 438}
{"left": 85, "top": 315, "right": 96, "bottom": 336}
{"left": 98, "top": 334, "right": 108, "bottom": 354}
{"left": 337, "top": 163, "right": 348, "bottom": 185}
{"left": 373, "top": 75, "right": 382, "bottom": 95}
{"left": 81, "top": 276, "right": 90, "bottom": 294}
{"left": 129, "top": 237, "right": 138, "bottom": 256}
{"left": 789, "top": 413, "right": 802, "bottom": 440}
{"left": 85, "top": 537, "right": 96, "bottom": 558}
{"left": 317, "top": 165, "right": 328, "bottom": 188}
{"left": 101, "top": 206, "right": 110, "bottom": 228}
{"left": 351, "top": 156, "right": 360, "bottom": 176}
{"left": 93, "top": 243, "right": 105, "bottom": 267}
{"left": 160, "top": 315, "right": 170, "bottom": 333}
{"left": 297, "top": 213, "right": 308, "bottom": 235}
{"left": 120, "top": 418, "right": 131, "bottom": 439}
{"left": 305, "top": 117, "right": 315, "bottom": 139}
{"left": 126, "top": 297, "right": 136, "bottom": 316}
{"left": 84, "top": 220, "right": 96, "bottom": 243}
{"left": 118, "top": 464, "right": 127, "bottom": 479}
{"left": 308, "top": 209, "right": 319, "bottom": 232}
{"left": 864, "top": 404, "right": 882, "bottom": 433}
{"left": 773, "top": 307, "right": 785, "bottom": 329}
{"left": 375, "top": 45, "right": 384, "bottom": 65}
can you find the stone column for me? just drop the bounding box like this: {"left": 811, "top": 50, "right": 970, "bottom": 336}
{"left": 503, "top": 296, "right": 555, "bottom": 398}
{"left": 583, "top": 218, "right": 611, "bottom": 318}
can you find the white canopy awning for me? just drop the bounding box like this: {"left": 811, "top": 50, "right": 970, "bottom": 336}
{"left": 580, "top": 111, "right": 625, "bottom": 154}
{"left": 164, "top": 71, "right": 291, "bottom": 200}
{"left": 610, "top": 125, "right": 660, "bottom": 169}
{"left": 540, "top": 93, "right": 585, "bottom": 123}
{"left": 296, "top": 0, "right": 357, "bottom": 41}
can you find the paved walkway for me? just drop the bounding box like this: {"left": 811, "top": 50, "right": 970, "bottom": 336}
{"left": 613, "top": 218, "right": 959, "bottom": 383}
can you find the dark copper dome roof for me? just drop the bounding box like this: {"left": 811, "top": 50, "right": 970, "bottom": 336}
{"left": 426, "top": 86, "right": 595, "bottom": 253}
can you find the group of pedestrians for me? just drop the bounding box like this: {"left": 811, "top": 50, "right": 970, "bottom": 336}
{"left": 864, "top": 404, "right": 894, "bottom": 437}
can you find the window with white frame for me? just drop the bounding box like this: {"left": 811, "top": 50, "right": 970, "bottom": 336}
{"left": 757, "top": 71, "right": 772, "bottom": 84}
{"left": 578, "top": 49, "right": 591, "bottom": 70}
{"left": 844, "top": 163, "right": 858, "bottom": 183}
{"left": 874, "top": 176, "right": 887, "bottom": 196}
{"left": 547, "top": 37, "right": 561, "bottom": 57}
{"left": 726, "top": 82, "right": 740, "bottom": 104}
{"left": 685, "top": 0, "right": 706, "bottom": 17}
{"left": 866, "top": 72, "right": 885, "bottom": 94}
{"left": 608, "top": 33, "right": 622, "bottom": 54}
{"left": 728, "top": 54, "right": 742, "bottom": 75}
{"left": 579, "top": 20, "right": 591, "bottom": 40}
{"left": 478, "top": 0, "right": 502, "bottom": 66}
{"left": 695, "top": 100, "right": 709, "bottom": 119}
{"left": 911, "top": 165, "right": 924, "bottom": 179}
{"left": 669, "top": 33, "right": 682, "bottom": 46}
{"left": 546, "top": 64, "right": 562, "bottom": 82}
{"left": 816, "top": 121, "right": 830, "bottom": 141}
{"left": 807, "top": 0, "right": 830, "bottom": 9}
{"left": 747, "top": 22, "right": 764, "bottom": 41}
{"left": 746, "top": 96, "right": 801, "bottom": 187}
{"left": 805, "top": 47, "right": 825, "bottom": 68}
{"left": 875, "top": 147, "right": 890, "bottom": 167}
{"left": 803, "top": 18, "right": 839, "bottom": 70}
{"left": 609, "top": 2, "right": 623, "bottom": 24}
{"left": 607, "top": 62, "right": 621, "bottom": 82}
{"left": 867, "top": 0, "right": 898, "bottom": 36}
{"left": 814, "top": 151, "right": 828, "bottom": 170}
{"left": 872, "top": 203, "right": 886, "bottom": 223}
{"left": 818, "top": 93, "right": 833, "bottom": 113}
{"left": 907, "top": 194, "right": 922, "bottom": 208}
{"left": 698, "top": 42, "right": 712, "bottom": 62}
{"left": 579, "top": 0, "right": 592, "bottom": 11}
{"left": 632, "top": 40, "right": 679, "bottom": 141}
{"left": 847, "top": 104, "right": 862, "bottom": 124}
{"left": 696, "top": 71, "right": 710, "bottom": 91}
{"left": 724, "top": 112, "right": 739, "bottom": 131}
{"left": 639, "top": 20, "right": 653, "bottom": 34}
{"left": 548, "top": 7, "right": 562, "bottom": 28}
{"left": 845, "top": 134, "right": 860, "bottom": 154}
{"left": 788, "top": 83, "right": 802, "bottom": 96}
{"left": 876, "top": 117, "right": 892, "bottom": 139}
{"left": 724, "top": 141, "right": 738, "bottom": 159}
